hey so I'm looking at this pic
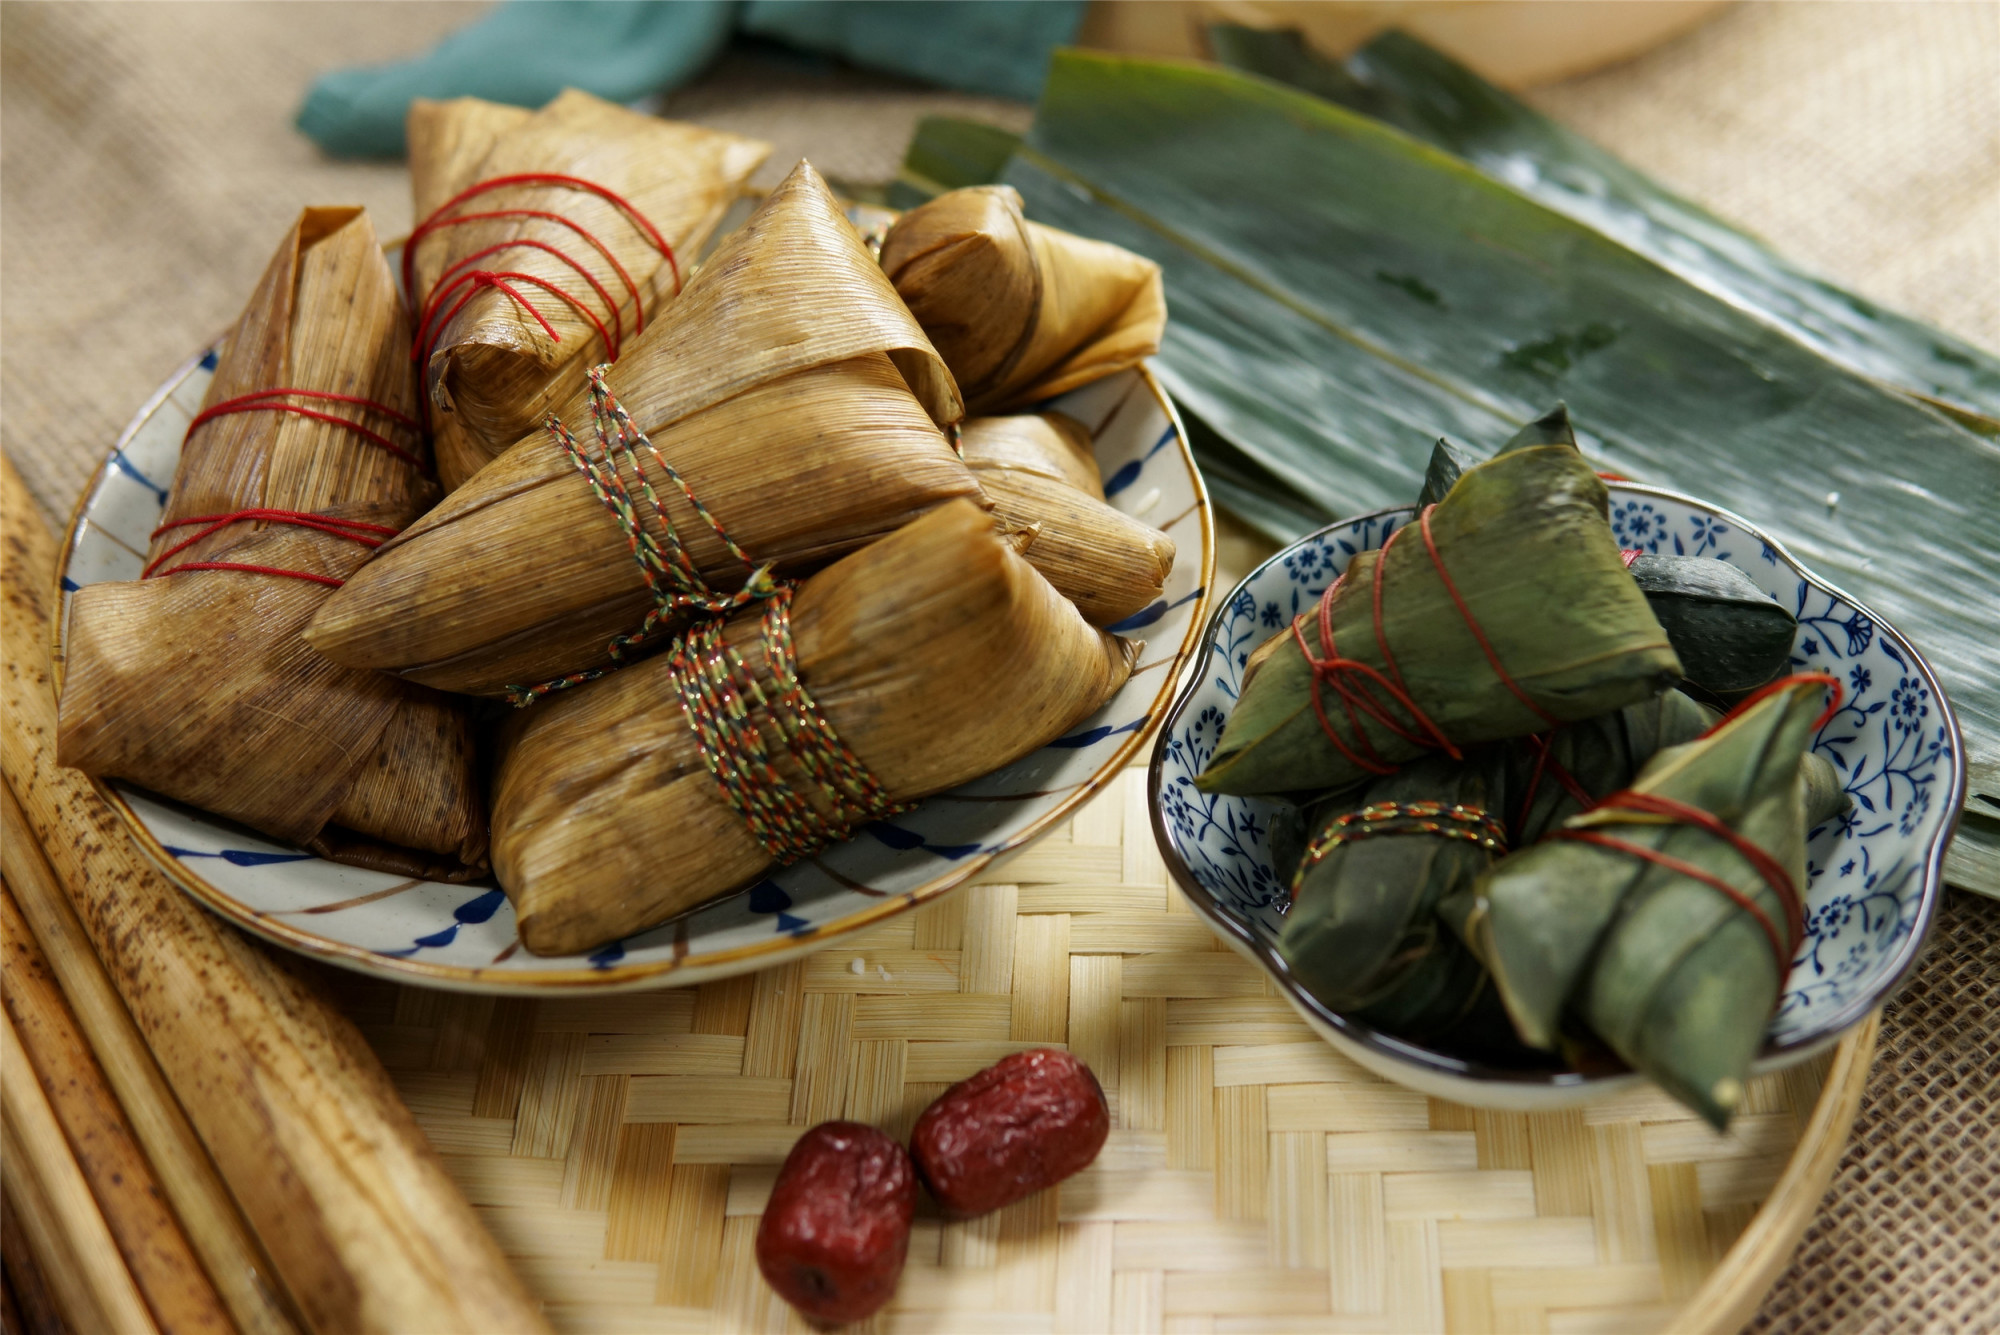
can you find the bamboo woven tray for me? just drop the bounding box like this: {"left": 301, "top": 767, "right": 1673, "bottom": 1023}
{"left": 335, "top": 761, "right": 1876, "bottom": 1334}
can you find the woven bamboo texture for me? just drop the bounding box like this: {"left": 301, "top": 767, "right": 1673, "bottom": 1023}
{"left": 324, "top": 762, "right": 1868, "bottom": 1334}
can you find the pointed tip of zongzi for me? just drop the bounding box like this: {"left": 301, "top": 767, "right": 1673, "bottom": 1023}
{"left": 1416, "top": 436, "right": 1477, "bottom": 508}
{"left": 1497, "top": 402, "right": 1576, "bottom": 454}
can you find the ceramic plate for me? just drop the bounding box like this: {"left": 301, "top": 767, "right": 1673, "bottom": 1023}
{"left": 1151, "top": 486, "right": 1961, "bottom": 1109}
{"left": 57, "top": 356, "right": 1212, "bottom": 993}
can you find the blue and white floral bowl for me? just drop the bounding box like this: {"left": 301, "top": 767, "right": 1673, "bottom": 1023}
{"left": 56, "top": 355, "right": 1212, "bottom": 993}
{"left": 1149, "top": 485, "right": 1961, "bottom": 1110}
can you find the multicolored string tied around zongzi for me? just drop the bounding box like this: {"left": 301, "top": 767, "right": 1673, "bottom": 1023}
{"left": 1292, "top": 504, "right": 1558, "bottom": 777}
{"left": 1294, "top": 800, "right": 1507, "bottom": 893}
{"left": 512, "top": 365, "right": 780, "bottom": 705}
{"left": 666, "top": 583, "right": 907, "bottom": 864}
{"left": 404, "top": 172, "right": 677, "bottom": 386}
{"left": 186, "top": 388, "right": 428, "bottom": 475}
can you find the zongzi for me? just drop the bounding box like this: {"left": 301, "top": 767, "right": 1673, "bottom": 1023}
{"left": 1279, "top": 749, "right": 1507, "bottom": 1035}
{"left": 406, "top": 90, "right": 770, "bottom": 488}
{"left": 58, "top": 207, "right": 487, "bottom": 879}
{"left": 881, "top": 185, "right": 1165, "bottom": 415}
{"left": 1625, "top": 553, "right": 1797, "bottom": 696}
{"left": 1198, "top": 444, "right": 1682, "bottom": 795}
{"left": 308, "top": 161, "right": 976, "bottom": 698}
{"left": 959, "top": 413, "right": 1176, "bottom": 625}
{"left": 1458, "top": 675, "right": 1836, "bottom": 1126}
{"left": 490, "top": 500, "right": 1135, "bottom": 955}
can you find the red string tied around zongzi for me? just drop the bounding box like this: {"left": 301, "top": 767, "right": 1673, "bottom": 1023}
{"left": 143, "top": 509, "right": 400, "bottom": 587}
{"left": 1291, "top": 504, "right": 1558, "bottom": 776}
{"left": 186, "top": 389, "right": 427, "bottom": 475}
{"left": 402, "top": 173, "right": 677, "bottom": 404}
{"left": 1549, "top": 673, "right": 1843, "bottom": 971}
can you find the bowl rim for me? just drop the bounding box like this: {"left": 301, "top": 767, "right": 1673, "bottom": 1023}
{"left": 1148, "top": 480, "right": 1965, "bottom": 1088}
{"left": 57, "top": 355, "right": 1216, "bottom": 993}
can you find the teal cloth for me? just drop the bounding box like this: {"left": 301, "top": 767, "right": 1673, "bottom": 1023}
{"left": 298, "top": 0, "right": 1086, "bottom": 158}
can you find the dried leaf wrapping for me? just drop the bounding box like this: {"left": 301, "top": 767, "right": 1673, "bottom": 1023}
{"left": 1459, "top": 680, "right": 1826, "bottom": 1126}
{"left": 57, "top": 207, "right": 486, "bottom": 878}
{"left": 408, "top": 90, "right": 770, "bottom": 488}
{"left": 308, "top": 161, "right": 979, "bottom": 697}
{"left": 881, "top": 185, "right": 1164, "bottom": 414}
{"left": 960, "top": 413, "right": 1175, "bottom": 625}
{"left": 1196, "top": 445, "right": 1682, "bottom": 795}
{"left": 490, "top": 500, "right": 1135, "bottom": 955}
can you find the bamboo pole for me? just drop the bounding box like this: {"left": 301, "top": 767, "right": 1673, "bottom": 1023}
{"left": 2, "top": 882, "right": 235, "bottom": 1333}
{"left": 0, "top": 451, "right": 551, "bottom": 1335}
{"left": 1, "top": 1008, "right": 160, "bottom": 1334}
{"left": 0, "top": 1193, "right": 67, "bottom": 1335}
{"left": 1, "top": 793, "right": 298, "bottom": 1335}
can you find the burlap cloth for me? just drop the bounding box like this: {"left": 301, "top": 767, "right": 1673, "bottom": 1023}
{"left": 2, "top": 2, "right": 1994, "bottom": 1328}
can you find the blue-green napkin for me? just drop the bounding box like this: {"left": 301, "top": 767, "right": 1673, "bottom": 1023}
{"left": 298, "top": 0, "right": 1086, "bottom": 158}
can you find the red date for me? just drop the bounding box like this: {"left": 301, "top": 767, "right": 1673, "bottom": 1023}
{"left": 910, "top": 1048, "right": 1109, "bottom": 1217}
{"left": 756, "top": 1121, "right": 916, "bottom": 1324}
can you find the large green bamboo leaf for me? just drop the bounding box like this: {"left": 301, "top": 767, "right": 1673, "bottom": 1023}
{"left": 1208, "top": 27, "right": 2000, "bottom": 427}
{"left": 971, "top": 51, "right": 1998, "bottom": 884}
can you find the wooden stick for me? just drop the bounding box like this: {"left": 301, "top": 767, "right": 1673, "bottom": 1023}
{"left": 1, "top": 797, "right": 299, "bottom": 1335}
{"left": 0, "top": 452, "right": 551, "bottom": 1335}
{"left": 1, "top": 1008, "right": 161, "bottom": 1334}
{"left": 2, "top": 882, "right": 234, "bottom": 1333}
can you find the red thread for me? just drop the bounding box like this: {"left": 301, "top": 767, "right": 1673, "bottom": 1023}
{"left": 1291, "top": 505, "right": 1553, "bottom": 773}
{"left": 1706, "top": 672, "right": 1844, "bottom": 734}
{"left": 1512, "top": 729, "right": 1599, "bottom": 835}
{"left": 146, "top": 561, "right": 347, "bottom": 588}
{"left": 143, "top": 508, "right": 398, "bottom": 585}
{"left": 1595, "top": 470, "right": 1631, "bottom": 482}
{"left": 1621, "top": 548, "right": 1643, "bottom": 568}
{"left": 1555, "top": 786, "right": 1803, "bottom": 967}
{"left": 187, "top": 389, "right": 427, "bottom": 474}
{"left": 402, "top": 173, "right": 676, "bottom": 395}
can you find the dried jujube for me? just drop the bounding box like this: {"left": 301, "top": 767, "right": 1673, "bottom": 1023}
{"left": 909, "top": 1048, "right": 1109, "bottom": 1217}
{"left": 755, "top": 1121, "right": 916, "bottom": 1324}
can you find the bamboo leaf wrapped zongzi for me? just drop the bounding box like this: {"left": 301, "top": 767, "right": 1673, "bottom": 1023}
{"left": 959, "top": 413, "right": 1175, "bottom": 625}
{"left": 880, "top": 185, "right": 1165, "bottom": 415}
{"left": 1455, "top": 675, "right": 1837, "bottom": 1126}
{"left": 490, "top": 499, "right": 1135, "bottom": 954}
{"left": 307, "top": 161, "right": 977, "bottom": 698}
{"left": 406, "top": 90, "right": 770, "bottom": 489}
{"left": 1198, "top": 444, "right": 1681, "bottom": 795}
{"left": 57, "top": 208, "right": 487, "bottom": 879}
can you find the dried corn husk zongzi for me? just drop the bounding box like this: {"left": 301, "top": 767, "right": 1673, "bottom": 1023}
{"left": 960, "top": 413, "right": 1175, "bottom": 625}
{"left": 58, "top": 207, "right": 487, "bottom": 879}
{"left": 1456, "top": 676, "right": 1833, "bottom": 1126}
{"left": 407, "top": 90, "right": 770, "bottom": 489}
{"left": 1198, "top": 445, "right": 1682, "bottom": 795}
{"left": 308, "top": 160, "right": 976, "bottom": 698}
{"left": 881, "top": 185, "right": 1165, "bottom": 415}
{"left": 491, "top": 499, "right": 1135, "bottom": 955}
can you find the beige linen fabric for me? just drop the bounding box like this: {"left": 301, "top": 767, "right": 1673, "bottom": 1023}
{"left": 2, "top": 3, "right": 1994, "bottom": 1330}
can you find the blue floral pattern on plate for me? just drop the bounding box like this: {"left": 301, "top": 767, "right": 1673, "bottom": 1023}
{"left": 59, "top": 356, "right": 1213, "bottom": 992}
{"left": 1153, "top": 489, "right": 1959, "bottom": 1054}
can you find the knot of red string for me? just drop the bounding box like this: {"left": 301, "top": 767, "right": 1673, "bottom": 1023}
{"left": 404, "top": 173, "right": 676, "bottom": 392}
{"left": 143, "top": 509, "right": 400, "bottom": 588}
{"left": 186, "top": 389, "right": 427, "bottom": 475}
{"left": 1291, "top": 504, "right": 1555, "bottom": 776}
